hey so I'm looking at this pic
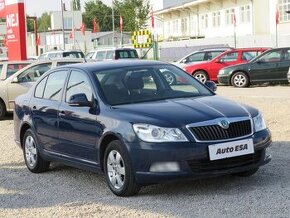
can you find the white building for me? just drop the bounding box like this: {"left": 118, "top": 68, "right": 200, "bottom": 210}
{"left": 153, "top": 0, "right": 290, "bottom": 43}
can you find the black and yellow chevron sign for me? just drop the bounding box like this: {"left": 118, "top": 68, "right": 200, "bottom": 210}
{"left": 131, "top": 30, "right": 152, "bottom": 48}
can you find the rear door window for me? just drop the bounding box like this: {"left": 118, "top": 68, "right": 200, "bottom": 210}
{"left": 43, "top": 71, "right": 68, "bottom": 101}
{"left": 220, "top": 52, "right": 238, "bottom": 62}
{"left": 106, "top": 51, "right": 114, "bottom": 59}
{"left": 187, "top": 52, "right": 205, "bottom": 63}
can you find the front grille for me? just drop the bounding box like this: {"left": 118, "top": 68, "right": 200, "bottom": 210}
{"left": 187, "top": 151, "right": 262, "bottom": 172}
{"left": 189, "top": 120, "right": 252, "bottom": 141}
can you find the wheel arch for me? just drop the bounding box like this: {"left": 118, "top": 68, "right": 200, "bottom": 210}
{"left": 99, "top": 133, "right": 123, "bottom": 172}
{"left": 192, "top": 69, "right": 209, "bottom": 79}
{"left": 20, "top": 123, "right": 32, "bottom": 149}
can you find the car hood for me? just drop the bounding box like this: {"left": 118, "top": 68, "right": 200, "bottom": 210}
{"left": 112, "top": 96, "right": 258, "bottom": 127}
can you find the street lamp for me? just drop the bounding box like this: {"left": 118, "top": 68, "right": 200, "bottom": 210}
{"left": 61, "top": 0, "right": 65, "bottom": 50}
{"left": 112, "top": 0, "right": 115, "bottom": 47}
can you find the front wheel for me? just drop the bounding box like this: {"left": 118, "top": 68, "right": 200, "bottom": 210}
{"left": 193, "top": 71, "right": 208, "bottom": 83}
{"left": 23, "top": 129, "right": 50, "bottom": 173}
{"left": 231, "top": 72, "right": 249, "bottom": 88}
{"left": 104, "top": 140, "right": 140, "bottom": 197}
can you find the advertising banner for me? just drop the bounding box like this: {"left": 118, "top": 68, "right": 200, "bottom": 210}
{"left": 0, "top": 0, "right": 5, "bottom": 18}
{"left": 5, "top": 0, "right": 27, "bottom": 60}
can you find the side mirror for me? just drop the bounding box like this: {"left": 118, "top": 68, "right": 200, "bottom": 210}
{"left": 68, "top": 93, "right": 92, "bottom": 107}
{"left": 256, "top": 59, "right": 265, "bottom": 64}
{"left": 181, "top": 59, "right": 187, "bottom": 63}
{"left": 205, "top": 81, "right": 217, "bottom": 92}
{"left": 215, "top": 59, "right": 223, "bottom": 63}
{"left": 11, "top": 77, "right": 19, "bottom": 83}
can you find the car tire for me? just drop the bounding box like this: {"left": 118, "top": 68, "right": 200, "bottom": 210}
{"left": 104, "top": 140, "right": 140, "bottom": 197}
{"left": 193, "top": 71, "right": 208, "bottom": 83}
{"left": 231, "top": 72, "right": 249, "bottom": 88}
{"left": 23, "top": 129, "right": 50, "bottom": 173}
{"left": 232, "top": 168, "right": 259, "bottom": 177}
{"left": 162, "top": 70, "right": 176, "bottom": 85}
{"left": 0, "top": 100, "right": 6, "bottom": 120}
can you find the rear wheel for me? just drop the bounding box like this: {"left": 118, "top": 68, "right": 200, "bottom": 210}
{"left": 231, "top": 72, "right": 249, "bottom": 88}
{"left": 0, "top": 100, "right": 6, "bottom": 120}
{"left": 23, "top": 129, "right": 50, "bottom": 173}
{"left": 104, "top": 140, "right": 140, "bottom": 197}
{"left": 233, "top": 168, "right": 259, "bottom": 177}
{"left": 193, "top": 71, "right": 208, "bottom": 83}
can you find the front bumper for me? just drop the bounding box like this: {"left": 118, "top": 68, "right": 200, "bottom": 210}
{"left": 127, "top": 129, "right": 272, "bottom": 184}
{"left": 217, "top": 74, "right": 231, "bottom": 85}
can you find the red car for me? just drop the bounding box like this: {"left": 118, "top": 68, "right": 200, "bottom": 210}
{"left": 183, "top": 48, "right": 269, "bottom": 82}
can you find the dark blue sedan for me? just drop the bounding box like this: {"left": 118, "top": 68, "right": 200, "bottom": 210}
{"left": 14, "top": 60, "right": 272, "bottom": 196}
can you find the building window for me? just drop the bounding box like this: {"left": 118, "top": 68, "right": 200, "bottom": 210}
{"left": 201, "top": 14, "right": 208, "bottom": 29}
{"left": 225, "top": 8, "right": 236, "bottom": 26}
{"left": 173, "top": 20, "right": 179, "bottom": 33}
{"left": 213, "top": 12, "right": 221, "bottom": 27}
{"left": 240, "top": 5, "right": 251, "bottom": 23}
{"left": 279, "top": 0, "right": 290, "bottom": 22}
{"left": 181, "top": 18, "right": 188, "bottom": 35}
{"left": 63, "top": 17, "right": 72, "bottom": 29}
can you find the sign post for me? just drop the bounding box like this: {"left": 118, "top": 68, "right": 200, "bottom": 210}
{"left": 5, "top": 0, "right": 27, "bottom": 60}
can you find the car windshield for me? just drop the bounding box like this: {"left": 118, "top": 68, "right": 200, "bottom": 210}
{"left": 94, "top": 64, "right": 213, "bottom": 105}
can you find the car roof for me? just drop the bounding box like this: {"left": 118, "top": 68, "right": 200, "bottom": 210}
{"left": 58, "top": 60, "right": 166, "bottom": 72}
{"left": 0, "top": 60, "right": 33, "bottom": 64}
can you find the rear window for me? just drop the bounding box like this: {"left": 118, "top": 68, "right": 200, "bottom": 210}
{"left": 116, "top": 50, "right": 138, "bottom": 59}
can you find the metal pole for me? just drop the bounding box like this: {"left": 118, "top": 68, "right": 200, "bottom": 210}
{"left": 276, "top": 23, "right": 278, "bottom": 47}
{"left": 112, "top": 1, "right": 115, "bottom": 47}
{"left": 72, "top": 8, "right": 75, "bottom": 48}
{"left": 61, "top": 0, "right": 65, "bottom": 50}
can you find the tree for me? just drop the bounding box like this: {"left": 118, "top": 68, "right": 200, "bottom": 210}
{"left": 114, "top": 0, "right": 150, "bottom": 32}
{"left": 72, "top": 0, "right": 81, "bottom": 11}
{"left": 37, "top": 12, "right": 51, "bottom": 31}
{"left": 83, "top": 0, "right": 115, "bottom": 32}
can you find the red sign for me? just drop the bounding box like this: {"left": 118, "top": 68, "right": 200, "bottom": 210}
{"left": 5, "top": 0, "right": 27, "bottom": 60}
{"left": 0, "top": 0, "right": 5, "bottom": 18}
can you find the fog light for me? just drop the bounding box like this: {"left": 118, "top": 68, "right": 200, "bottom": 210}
{"left": 149, "top": 162, "right": 180, "bottom": 172}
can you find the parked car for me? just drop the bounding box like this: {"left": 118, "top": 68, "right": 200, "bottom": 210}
{"left": 14, "top": 60, "right": 271, "bottom": 196}
{"left": 0, "top": 60, "right": 32, "bottom": 81}
{"left": 173, "top": 47, "right": 232, "bottom": 68}
{"left": 38, "top": 50, "right": 84, "bottom": 60}
{"left": 218, "top": 47, "right": 290, "bottom": 87}
{"left": 183, "top": 48, "right": 269, "bottom": 83}
{"left": 85, "top": 48, "right": 139, "bottom": 61}
{"left": 0, "top": 59, "right": 82, "bottom": 119}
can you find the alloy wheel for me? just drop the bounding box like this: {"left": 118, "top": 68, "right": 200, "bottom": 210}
{"left": 24, "top": 135, "right": 37, "bottom": 168}
{"left": 106, "top": 150, "right": 126, "bottom": 190}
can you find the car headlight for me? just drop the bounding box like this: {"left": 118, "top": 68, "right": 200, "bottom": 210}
{"left": 219, "top": 69, "right": 225, "bottom": 75}
{"left": 133, "top": 124, "right": 188, "bottom": 142}
{"left": 253, "top": 113, "right": 267, "bottom": 132}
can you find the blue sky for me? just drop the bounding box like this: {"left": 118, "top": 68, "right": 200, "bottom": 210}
{"left": 26, "top": 0, "right": 112, "bottom": 17}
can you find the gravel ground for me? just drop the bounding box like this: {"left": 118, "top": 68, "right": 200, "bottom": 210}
{"left": 0, "top": 86, "right": 290, "bottom": 218}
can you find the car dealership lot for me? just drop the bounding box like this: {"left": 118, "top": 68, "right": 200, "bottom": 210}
{"left": 0, "top": 86, "right": 290, "bottom": 217}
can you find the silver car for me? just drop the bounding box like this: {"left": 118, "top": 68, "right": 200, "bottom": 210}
{"left": 0, "top": 59, "right": 82, "bottom": 119}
